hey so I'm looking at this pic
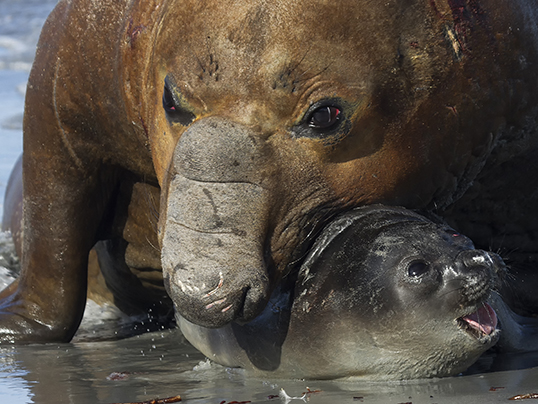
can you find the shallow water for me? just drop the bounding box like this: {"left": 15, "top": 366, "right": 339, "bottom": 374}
{"left": 1, "top": 327, "right": 538, "bottom": 404}
{"left": 1, "top": 1, "right": 538, "bottom": 403}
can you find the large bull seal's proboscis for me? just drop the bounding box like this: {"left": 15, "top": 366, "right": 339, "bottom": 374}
{"left": 1, "top": 0, "right": 538, "bottom": 342}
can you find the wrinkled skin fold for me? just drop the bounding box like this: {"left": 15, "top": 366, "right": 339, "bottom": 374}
{"left": 0, "top": 0, "right": 537, "bottom": 351}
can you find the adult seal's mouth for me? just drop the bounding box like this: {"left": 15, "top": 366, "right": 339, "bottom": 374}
{"left": 457, "top": 302, "right": 499, "bottom": 343}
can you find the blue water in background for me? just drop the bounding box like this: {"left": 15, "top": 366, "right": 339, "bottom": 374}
{"left": 0, "top": 0, "right": 54, "bottom": 212}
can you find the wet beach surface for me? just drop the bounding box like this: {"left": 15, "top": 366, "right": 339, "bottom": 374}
{"left": 0, "top": 327, "right": 537, "bottom": 404}
{"left": 0, "top": 1, "right": 538, "bottom": 403}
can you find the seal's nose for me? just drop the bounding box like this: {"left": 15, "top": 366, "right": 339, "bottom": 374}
{"left": 451, "top": 250, "right": 497, "bottom": 306}
{"left": 455, "top": 250, "right": 495, "bottom": 274}
{"left": 174, "top": 116, "right": 269, "bottom": 184}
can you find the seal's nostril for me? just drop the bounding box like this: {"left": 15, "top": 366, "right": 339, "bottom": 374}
{"left": 456, "top": 250, "right": 494, "bottom": 273}
{"left": 486, "top": 252, "right": 508, "bottom": 276}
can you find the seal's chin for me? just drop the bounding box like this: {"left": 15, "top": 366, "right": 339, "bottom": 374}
{"left": 457, "top": 303, "right": 498, "bottom": 342}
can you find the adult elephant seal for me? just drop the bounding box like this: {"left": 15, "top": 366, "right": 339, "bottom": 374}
{"left": 179, "top": 206, "right": 538, "bottom": 379}
{"left": 1, "top": 0, "right": 538, "bottom": 342}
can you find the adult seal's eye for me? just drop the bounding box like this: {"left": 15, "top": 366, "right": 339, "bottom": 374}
{"left": 408, "top": 261, "right": 429, "bottom": 278}
{"left": 308, "top": 105, "right": 341, "bottom": 130}
{"left": 162, "top": 85, "right": 176, "bottom": 113}
{"left": 291, "top": 98, "right": 351, "bottom": 142}
{"left": 162, "top": 76, "right": 196, "bottom": 126}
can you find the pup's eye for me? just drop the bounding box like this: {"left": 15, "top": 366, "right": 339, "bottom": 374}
{"left": 408, "top": 261, "right": 429, "bottom": 278}
{"left": 308, "top": 105, "right": 341, "bottom": 130}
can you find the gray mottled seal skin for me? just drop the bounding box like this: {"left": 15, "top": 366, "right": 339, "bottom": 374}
{"left": 179, "top": 205, "right": 526, "bottom": 380}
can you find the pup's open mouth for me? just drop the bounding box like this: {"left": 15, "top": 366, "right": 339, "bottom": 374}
{"left": 457, "top": 303, "right": 498, "bottom": 340}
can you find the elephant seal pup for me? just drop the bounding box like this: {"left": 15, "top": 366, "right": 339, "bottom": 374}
{"left": 179, "top": 205, "right": 504, "bottom": 379}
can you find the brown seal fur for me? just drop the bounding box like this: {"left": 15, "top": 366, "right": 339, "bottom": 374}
{"left": 1, "top": 0, "right": 538, "bottom": 341}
